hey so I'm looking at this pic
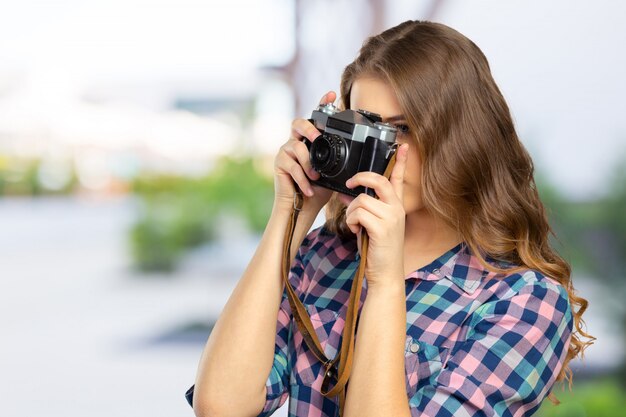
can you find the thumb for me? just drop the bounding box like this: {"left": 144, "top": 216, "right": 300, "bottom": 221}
{"left": 389, "top": 143, "right": 409, "bottom": 200}
{"left": 319, "top": 91, "right": 337, "bottom": 105}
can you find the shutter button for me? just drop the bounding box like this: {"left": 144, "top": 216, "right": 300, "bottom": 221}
{"left": 410, "top": 342, "right": 420, "bottom": 353}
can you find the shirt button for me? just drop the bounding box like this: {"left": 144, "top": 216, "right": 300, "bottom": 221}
{"left": 410, "top": 342, "right": 420, "bottom": 353}
{"left": 326, "top": 370, "right": 333, "bottom": 377}
{"left": 432, "top": 268, "right": 440, "bottom": 276}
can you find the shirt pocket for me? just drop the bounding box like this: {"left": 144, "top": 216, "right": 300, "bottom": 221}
{"left": 404, "top": 336, "right": 449, "bottom": 398}
{"left": 291, "top": 303, "right": 341, "bottom": 386}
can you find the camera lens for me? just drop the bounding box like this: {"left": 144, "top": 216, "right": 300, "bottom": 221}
{"left": 310, "top": 134, "right": 348, "bottom": 178}
{"left": 315, "top": 146, "right": 330, "bottom": 162}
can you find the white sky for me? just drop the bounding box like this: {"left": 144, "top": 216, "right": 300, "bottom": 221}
{"left": 0, "top": 0, "right": 624, "bottom": 199}
{"left": 0, "top": 0, "right": 294, "bottom": 82}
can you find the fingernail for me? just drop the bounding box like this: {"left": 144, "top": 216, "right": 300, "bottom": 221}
{"left": 307, "top": 187, "right": 314, "bottom": 196}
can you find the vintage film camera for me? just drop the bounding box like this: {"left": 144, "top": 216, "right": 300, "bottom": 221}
{"left": 303, "top": 103, "right": 398, "bottom": 197}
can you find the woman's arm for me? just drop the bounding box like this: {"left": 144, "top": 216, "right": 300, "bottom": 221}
{"left": 192, "top": 92, "right": 337, "bottom": 417}
{"left": 192, "top": 203, "right": 319, "bottom": 417}
{"left": 339, "top": 144, "right": 411, "bottom": 416}
{"left": 344, "top": 280, "right": 411, "bottom": 417}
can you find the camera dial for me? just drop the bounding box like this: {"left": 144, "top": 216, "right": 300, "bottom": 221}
{"left": 310, "top": 134, "right": 348, "bottom": 178}
{"left": 356, "top": 109, "right": 382, "bottom": 123}
{"left": 318, "top": 103, "right": 338, "bottom": 116}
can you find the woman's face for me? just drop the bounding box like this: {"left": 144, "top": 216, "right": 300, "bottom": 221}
{"left": 349, "top": 77, "right": 423, "bottom": 215}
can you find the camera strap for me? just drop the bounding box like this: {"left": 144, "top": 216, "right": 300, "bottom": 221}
{"left": 281, "top": 152, "right": 397, "bottom": 416}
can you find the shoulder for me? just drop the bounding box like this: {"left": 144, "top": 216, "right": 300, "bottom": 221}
{"left": 481, "top": 266, "right": 573, "bottom": 330}
{"left": 499, "top": 268, "right": 569, "bottom": 304}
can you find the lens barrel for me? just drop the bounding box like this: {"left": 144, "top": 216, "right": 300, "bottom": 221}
{"left": 310, "top": 134, "right": 348, "bottom": 177}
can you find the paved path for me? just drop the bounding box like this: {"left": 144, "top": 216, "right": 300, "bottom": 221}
{"left": 0, "top": 196, "right": 289, "bottom": 417}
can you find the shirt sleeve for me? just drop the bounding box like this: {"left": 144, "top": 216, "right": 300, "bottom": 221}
{"left": 409, "top": 273, "right": 573, "bottom": 417}
{"left": 256, "top": 231, "right": 312, "bottom": 417}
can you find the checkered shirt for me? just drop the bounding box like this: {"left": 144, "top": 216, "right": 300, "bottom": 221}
{"left": 256, "top": 226, "right": 573, "bottom": 417}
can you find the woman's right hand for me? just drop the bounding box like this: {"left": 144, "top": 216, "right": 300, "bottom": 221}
{"left": 273, "top": 91, "right": 336, "bottom": 214}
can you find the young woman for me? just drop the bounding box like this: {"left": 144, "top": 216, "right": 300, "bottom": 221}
{"left": 188, "top": 20, "right": 592, "bottom": 417}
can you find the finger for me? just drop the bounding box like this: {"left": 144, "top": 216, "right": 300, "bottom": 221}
{"left": 345, "top": 207, "right": 379, "bottom": 236}
{"left": 345, "top": 172, "right": 397, "bottom": 203}
{"left": 284, "top": 140, "right": 319, "bottom": 180}
{"left": 345, "top": 194, "right": 387, "bottom": 220}
{"left": 283, "top": 159, "right": 314, "bottom": 197}
{"left": 389, "top": 143, "right": 409, "bottom": 200}
{"left": 291, "top": 118, "right": 322, "bottom": 143}
{"left": 319, "top": 90, "right": 337, "bottom": 105}
{"left": 293, "top": 92, "right": 335, "bottom": 143}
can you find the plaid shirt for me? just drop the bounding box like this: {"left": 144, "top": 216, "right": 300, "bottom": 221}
{"left": 258, "top": 226, "right": 572, "bottom": 417}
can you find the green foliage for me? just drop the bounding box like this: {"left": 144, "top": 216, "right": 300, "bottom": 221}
{"left": 130, "top": 194, "right": 216, "bottom": 272}
{"left": 538, "top": 161, "right": 626, "bottom": 380}
{"left": 536, "top": 165, "right": 626, "bottom": 280}
{"left": 204, "top": 156, "right": 275, "bottom": 231}
{"left": 536, "top": 379, "right": 626, "bottom": 417}
{"left": 0, "top": 154, "right": 78, "bottom": 196}
{"left": 129, "top": 156, "right": 274, "bottom": 272}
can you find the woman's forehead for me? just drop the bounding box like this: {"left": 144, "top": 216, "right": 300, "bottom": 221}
{"left": 350, "top": 77, "right": 403, "bottom": 119}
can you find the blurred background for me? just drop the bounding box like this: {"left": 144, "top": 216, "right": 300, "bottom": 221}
{"left": 0, "top": 0, "right": 624, "bottom": 416}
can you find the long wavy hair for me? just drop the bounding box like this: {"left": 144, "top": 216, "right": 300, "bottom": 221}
{"left": 324, "top": 20, "right": 593, "bottom": 398}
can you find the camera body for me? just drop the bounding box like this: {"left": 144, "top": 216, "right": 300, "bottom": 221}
{"left": 303, "top": 104, "right": 398, "bottom": 197}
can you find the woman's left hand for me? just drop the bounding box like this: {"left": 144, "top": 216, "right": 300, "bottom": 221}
{"left": 338, "top": 143, "right": 410, "bottom": 288}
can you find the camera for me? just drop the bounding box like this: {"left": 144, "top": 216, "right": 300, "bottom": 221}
{"left": 302, "top": 103, "right": 398, "bottom": 197}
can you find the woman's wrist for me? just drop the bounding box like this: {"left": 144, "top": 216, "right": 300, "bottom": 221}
{"left": 365, "top": 268, "right": 405, "bottom": 295}
{"left": 270, "top": 199, "right": 323, "bottom": 242}
{"left": 272, "top": 196, "right": 325, "bottom": 220}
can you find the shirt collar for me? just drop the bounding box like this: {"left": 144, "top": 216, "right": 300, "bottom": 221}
{"left": 406, "top": 242, "right": 488, "bottom": 294}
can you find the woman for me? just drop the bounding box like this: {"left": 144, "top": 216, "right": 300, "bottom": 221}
{"left": 188, "top": 20, "right": 592, "bottom": 417}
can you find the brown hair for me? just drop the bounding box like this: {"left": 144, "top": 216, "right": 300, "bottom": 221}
{"left": 325, "top": 20, "right": 593, "bottom": 397}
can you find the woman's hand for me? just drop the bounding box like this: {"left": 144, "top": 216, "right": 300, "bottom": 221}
{"left": 338, "top": 143, "right": 410, "bottom": 288}
{"left": 273, "top": 91, "right": 336, "bottom": 214}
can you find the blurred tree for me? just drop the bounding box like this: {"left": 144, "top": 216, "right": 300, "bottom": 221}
{"left": 538, "top": 156, "right": 626, "bottom": 384}
{"left": 129, "top": 156, "right": 274, "bottom": 272}
{"left": 0, "top": 155, "right": 78, "bottom": 196}
{"left": 539, "top": 162, "right": 626, "bottom": 288}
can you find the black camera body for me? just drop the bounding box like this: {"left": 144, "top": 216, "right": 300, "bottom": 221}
{"left": 303, "top": 104, "right": 398, "bottom": 197}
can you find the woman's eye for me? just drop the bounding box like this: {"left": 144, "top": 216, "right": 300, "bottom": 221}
{"left": 394, "top": 124, "right": 410, "bottom": 134}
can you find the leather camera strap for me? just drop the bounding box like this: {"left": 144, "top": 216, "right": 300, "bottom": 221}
{"left": 281, "top": 152, "right": 397, "bottom": 416}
